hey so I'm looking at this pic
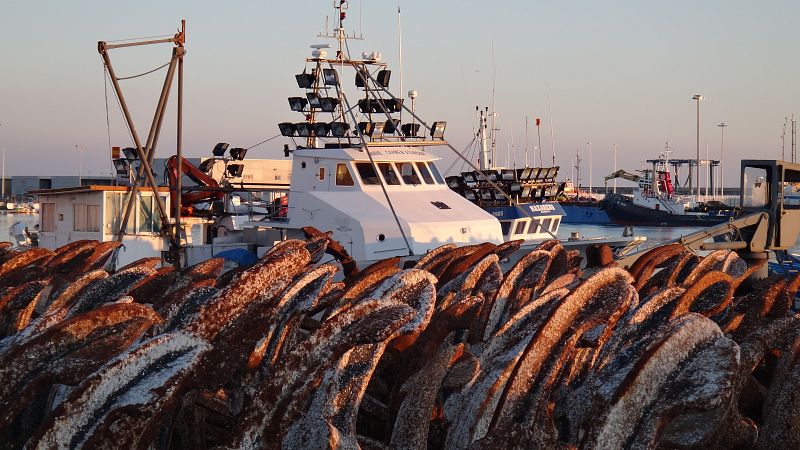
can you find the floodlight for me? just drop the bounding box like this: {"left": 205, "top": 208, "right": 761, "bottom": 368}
{"left": 369, "top": 121, "right": 385, "bottom": 138}
{"left": 357, "top": 122, "right": 385, "bottom": 138}
{"left": 464, "top": 189, "right": 478, "bottom": 202}
{"left": 329, "top": 122, "right": 350, "bottom": 138}
{"left": 296, "top": 71, "right": 316, "bottom": 89}
{"left": 113, "top": 159, "right": 130, "bottom": 176}
{"left": 358, "top": 99, "right": 371, "bottom": 113}
{"left": 312, "top": 122, "right": 330, "bottom": 137}
{"left": 461, "top": 172, "right": 477, "bottom": 183}
{"left": 212, "top": 142, "right": 230, "bottom": 157}
{"left": 229, "top": 147, "right": 247, "bottom": 160}
{"left": 430, "top": 121, "right": 447, "bottom": 140}
{"left": 323, "top": 68, "right": 339, "bottom": 86}
{"left": 278, "top": 123, "right": 297, "bottom": 137}
{"left": 320, "top": 97, "right": 340, "bottom": 112}
{"left": 288, "top": 97, "right": 308, "bottom": 112}
{"left": 519, "top": 167, "right": 533, "bottom": 181}
{"left": 198, "top": 159, "right": 215, "bottom": 173}
{"left": 295, "top": 122, "right": 313, "bottom": 137}
{"left": 384, "top": 98, "right": 403, "bottom": 112}
{"left": 384, "top": 119, "right": 400, "bottom": 134}
{"left": 501, "top": 169, "right": 516, "bottom": 181}
{"left": 445, "top": 176, "right": 462, "bottom": 189}
{"left": 376, "top": 70, "right": 391, "bottom": 87}
{"left": 227, "top": 163, "right": 244, "bottom": 177}
{"left": 509, "top": 183, "right": 522, "bottom": 194}
{"left": 306, "top": 93, "right": 322, "bottom": 109}
{"left": 355, "top": 69, "right": 369, "bottom": 88}
{"left": 121, "top": 147, "right": 139, "bottom": 160}
{"left": 370, "top": 99, "right": 385, "bottom": 113}
{"left": 401, "top": 123, "right": 420, "bottom": 137}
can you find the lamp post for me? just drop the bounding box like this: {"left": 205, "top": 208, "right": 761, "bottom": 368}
{"left": 692, "top": 94, "right": 704, "bottom": 200}
{"left": 613, "top": 143, "right": 618, "bottom": 193}
{"left": 75, "top": 144, "right": 84, "bottom": 187}
{"left": 718, "top": 122, "right": 726, "bottom": 198}
{"left": 587, "top": 141, "right": 592, "bottom": 196}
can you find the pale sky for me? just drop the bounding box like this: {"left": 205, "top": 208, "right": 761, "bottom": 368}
{"left": 1, "top": 0, "right": 799, "bottom": 188}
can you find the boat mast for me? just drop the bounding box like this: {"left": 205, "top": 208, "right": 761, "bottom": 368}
{"left": 547, "top": 83, "right": 556, "bottom": 166}
{"left": 525, "top": 116, "right": 529, "bottom": 167}
{"left": 478, "top": 107, "right": 490, "bottom": 170}
{"left": 490, "top": 43, "right": 497, "bottom": 168}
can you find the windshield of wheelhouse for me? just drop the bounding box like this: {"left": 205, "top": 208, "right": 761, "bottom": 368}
{"left": 354, "top": 161, "right": 444, "bottom": 189}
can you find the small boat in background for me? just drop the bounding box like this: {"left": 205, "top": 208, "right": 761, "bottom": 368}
{"left": 557, "top": 179, "right": 611, "bottom": 224}
{"left": 602, "top": 154, "right": 734, "bottom": 227}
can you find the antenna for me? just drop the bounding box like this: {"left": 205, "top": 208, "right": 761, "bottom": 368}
{"left": 317, "top": 0, "right": 363, "bottom": 50}
{"left": 397, "top": 0, "right": 403, "bottom": 123}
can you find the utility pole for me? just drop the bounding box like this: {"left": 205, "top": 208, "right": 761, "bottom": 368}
{"left": 575, "top": 149, "right": 582, "bottom": 199}
{"left": 75, "top": 144, "right": 84, "bottom": 186}
{"left": 613, "top": 143, "right": 618, "bottom": 193}
{"left": 587, "top": 141, "right": 592, "bottom": 196}
{"left": 792, "top": 115, "right": 797, "bottom": 163}
{"left": 718, "top": 122, "right": 726, "bottom": 198}
{"left": 782, "top": 117, "right": 787, "bottom": 161}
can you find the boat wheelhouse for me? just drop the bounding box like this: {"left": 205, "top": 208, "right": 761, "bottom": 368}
{"left": 603, "top": 154, "right": 732, "bottom": 226}
{"left": 33, "top": 186, "right": 172, "bottom": 266}
{"left": 445, "top": 167, "right": 566, "bottom": 242}
{"left": 245, "top": 143, "right": 503, "bottom": 262}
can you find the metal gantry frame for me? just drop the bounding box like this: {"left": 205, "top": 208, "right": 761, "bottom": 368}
{"left": 98, "top": 20, "right": 186, "bottom": 268}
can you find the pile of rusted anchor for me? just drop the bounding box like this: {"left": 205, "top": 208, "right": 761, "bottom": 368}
{"left": 0, "top": 237, "right": 799, "bottom": 449}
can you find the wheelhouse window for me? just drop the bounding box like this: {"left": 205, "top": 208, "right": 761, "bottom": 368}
{"left": 335, "top": 163, "right": 355, "bottom": 186}
{"left": 427, "top": 162, "right": 445, "bottom": 184}
{"left": 378, "top": 163, "right": 401, "bottom": 185}
{"left": 415, "top": 162, "right": 434, "bottom": 184}
{"left": 138, "top": 194, "right": 165, "bottom": 234}
{"left": 514, "top": 220, "right": 528, "bottom": 235}
{"left": 396, "top": 162, "right": 421, "bottom": 185}
{"left": 541, "top": 218, "right": 552, "bottom": 233}
{"left": 105, "top": 193, "right": 136, "bottom": 234}
{"left": 74, "top": 203, "right": 100, "bottom": 232}
{"left": 550, "top": 217, "right": 561, "bottom": 232}
{"left": 355, "top": 162, "right": 380, "bottom": 185}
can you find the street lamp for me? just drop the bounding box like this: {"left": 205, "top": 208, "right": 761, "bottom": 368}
{"left": 613, "top": 143, "right": 618, "bottom": 193}
{"left": 587, "top": 141, "right": 592, "bottom": 196}
{"left": 75, "top": 144, "right": 84, "bottom": 187}
{"left": 692, "top": 94, "right": 704, "bottom": 200}
{"left": 718, "top": 122, "right": 727, "bottom": 198}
